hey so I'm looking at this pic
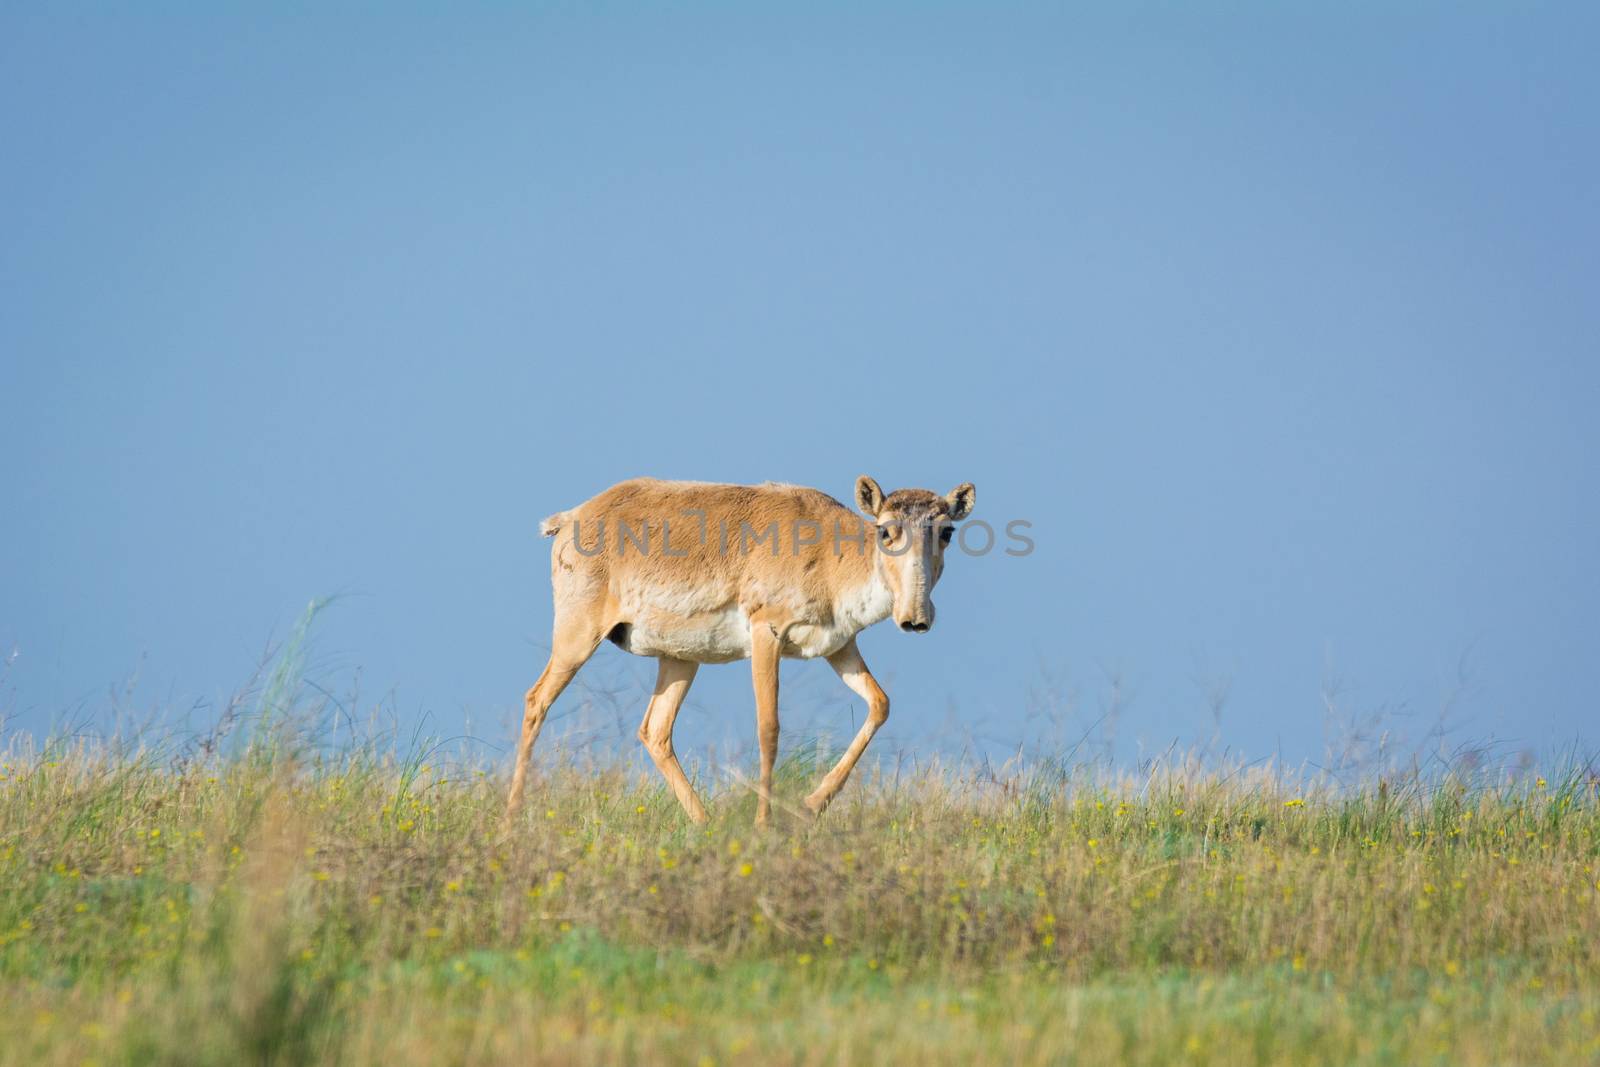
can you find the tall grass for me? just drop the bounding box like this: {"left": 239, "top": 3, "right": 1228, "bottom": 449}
{"left": 3, "top": 615, "right": 1597, "bottom": 1063}
{"left": 2, "top": 733, "right": 1597, "bottom": 1065}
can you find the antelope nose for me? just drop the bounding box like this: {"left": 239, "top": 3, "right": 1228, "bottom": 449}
{"left": 901, "top": 621, "right": 931, "bottom": 633}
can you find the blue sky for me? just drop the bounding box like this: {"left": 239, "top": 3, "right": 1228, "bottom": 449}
{"left": 3, "top": 4, "right": 1596, "bottom": 772}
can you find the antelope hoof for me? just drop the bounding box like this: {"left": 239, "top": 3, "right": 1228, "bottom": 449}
{"left": 803, "top": 792, "right": 829, "bottom": 817}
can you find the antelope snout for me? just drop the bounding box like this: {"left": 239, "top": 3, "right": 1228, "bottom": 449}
{"left": 895, "top": 595, "right": 935, "bottom": 634}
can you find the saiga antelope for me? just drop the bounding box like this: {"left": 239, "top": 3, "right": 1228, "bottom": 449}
{"left": 504, "top": 476, "right": 976, "bottom": 827}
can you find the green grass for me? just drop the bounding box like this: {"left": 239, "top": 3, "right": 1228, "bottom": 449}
{"left": 1, "top": 744, "right": 1597, "bottom": 1065}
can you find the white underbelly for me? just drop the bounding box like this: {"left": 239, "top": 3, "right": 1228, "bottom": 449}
{"left": 615, "top": 605, "right": 753, "bottom": 664}
{"left": 612, "top": 608, "right": 857, "bottom": 663}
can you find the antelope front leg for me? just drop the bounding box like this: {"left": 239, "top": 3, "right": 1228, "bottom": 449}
{"left": 804, "top": 639, "right": 889, "bottom": 816}
{"left": 749, "top": 623, "right": 782, "bottom": 828}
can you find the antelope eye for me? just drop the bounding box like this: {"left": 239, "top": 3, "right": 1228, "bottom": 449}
{"left": 939, "top": 526, "right": 955, "bottom": 545}
{"left": 877, "top": 525, "right": 894, "bottom": 544}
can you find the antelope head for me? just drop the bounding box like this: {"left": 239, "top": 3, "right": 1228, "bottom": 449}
{"left": 854, "top": 475, "right": 976, "bottom": 634}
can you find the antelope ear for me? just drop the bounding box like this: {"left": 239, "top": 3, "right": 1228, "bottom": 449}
{"left": 945, "top": 482, "right": 976, "bottom": 521}
{"left": 855, "top": 475, "right": 886, "bottom": 518}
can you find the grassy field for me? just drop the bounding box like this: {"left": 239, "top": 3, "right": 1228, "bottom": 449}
{"left": 2, "top": 738, "right": 1598, "bottom": 1066}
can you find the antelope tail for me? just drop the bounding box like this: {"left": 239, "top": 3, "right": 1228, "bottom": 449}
{"left": 539, "top": 511, "right": 570, "bottom": 537}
